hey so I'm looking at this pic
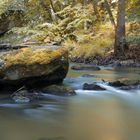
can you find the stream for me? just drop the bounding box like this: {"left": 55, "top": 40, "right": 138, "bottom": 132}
{"left": 0, "top": 66, "right": 140, "bottom": 140}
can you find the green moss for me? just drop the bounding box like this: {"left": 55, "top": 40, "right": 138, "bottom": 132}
{"left": 2, "top": 47, "right": 67, "bottom": 68}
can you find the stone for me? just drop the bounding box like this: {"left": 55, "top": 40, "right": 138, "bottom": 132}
{"left": 120, "top": 85, "right": 140, "bottom": 90}
{"left": 71, "top": 64, "right": 100, "bottom": 71}
{"left": 83, "top": 83, "right": 106, "bottom": 91}
{"left": 108, "top": 81, "right": 126, "bottom": 87}
{"left": 0, "top": 45, "right": 69, "bottom": 88}
{"left": 12, "top": 95, "right": 30, "bottom": 103}
{"left": 42, "top": 84, "right": 76, "bottom": 96}
{"left": 81, "top": 74, "right": 96, "bottom": 78}
{"left": 108, "top": 80, "right": 140, "bottom": 90}
{"left": 11, "top": 88, "right": 45, "bottom": 103}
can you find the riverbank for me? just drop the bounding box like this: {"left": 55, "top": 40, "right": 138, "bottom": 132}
{"left": 69, "top": 44, "right": 140, "bottom": 67}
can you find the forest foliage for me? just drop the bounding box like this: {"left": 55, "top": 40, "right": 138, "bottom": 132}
{"left": 0, "top": 0, "right": 140, "bottom": 60}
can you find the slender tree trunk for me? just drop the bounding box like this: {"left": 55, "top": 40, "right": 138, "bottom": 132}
{"left": 114, "top": 0, "right": 126, "bottom": 57}
{"left": 92, "top": 0, "right": 99, "bottom": 20}
{"left": 49, "top": 0, "right": 57, "bottom": 20}
{"left": 83, "top": 0, "right": 88, "bottom": 31}
{"left": 49, "top": 0, "right": 63, "bottom": 20}
{"left": 49, "top": 0, "right": 56, "bottom": 13}
{"left": 104, "top": 0, "right": 116, "bottom": 29}
{"left": 40, "top": 0, "right": 53, "bottom": 21}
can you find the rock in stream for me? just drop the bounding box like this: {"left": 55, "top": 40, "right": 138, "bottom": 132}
{"left": 0, "top": 44, "right": 69, "bottom": 88}
{"left": 83, "top": 83, "right": 106, "bottom": 91}
{"left": 71, "top": 64, "right": 100, "bottom": 71}
{"left": 108, "top": 80, "right": 140, "bottom": 90}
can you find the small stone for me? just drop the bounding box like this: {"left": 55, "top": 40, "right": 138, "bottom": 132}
{"left": 81, "top": 74, "right": 96, "bottom": 78}
{"left": 83, "top": 83, "right": 106, "bottom": 91}
{"left": 12, "top": 96, "right": 30, "bottom": 103}
{"left": 109, "top": 81, "right": 126, "bottom": 87}
{"left": 71, "top": 64, "right": 100, "bottom": 71}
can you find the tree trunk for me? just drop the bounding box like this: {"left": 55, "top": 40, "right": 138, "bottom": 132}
{"left": 49, "top": 0, "right": 63, "bottom": 20}
{"left": 114, "top": 0, "right": 126, "bottom": 57}
{"left": 92, "top": 0, "right": 99, "bottom": 20}
{"left": 40, "top": 0, "right": 53, "bottom": 21}
{"left": 83, "top": 0, "right": 88, "bottom": 31}
{"left": 104, "top": 0, "right": 116, "bottom": 29}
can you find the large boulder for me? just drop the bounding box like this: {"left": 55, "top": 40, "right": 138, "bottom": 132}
{"left": 0, "top": 45, "right": 69, "bottom": 88}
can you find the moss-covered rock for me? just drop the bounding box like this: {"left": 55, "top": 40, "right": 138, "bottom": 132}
{"left": 42, "top": 84, "right": 76, "bottom": 96}
{"left": 0, "top": 45, "right": 69, "bottom": 88}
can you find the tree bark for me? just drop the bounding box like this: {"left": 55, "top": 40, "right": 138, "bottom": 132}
{"left": 83, "top": 0, "right": 88, "bottom": 31}
{"left": 92, "top": 0, "right": 99, "bottom": 20}
{"left": 49, "top": 0, "right": 63, "bottom": 20}
{"left": 114, "top": 0, "right": 126, "bottom": 57}
{"left": 40, "top": 0, "right": 53, "bottom": 21}
{"left": 104, "top": 0, "right": 116, "bottom": 29}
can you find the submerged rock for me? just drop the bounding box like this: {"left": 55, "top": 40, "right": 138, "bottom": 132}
{"left": 0, "top": 45, "right": 69, "bottom": 88}
{"left": 71, "top": 64, "right": 100, "bottom": 71}
{"left": 83, "top": 83, "right": 106, "bottom": 91}
{"left": 42, "top": 84, "right": 76, "bottom": 96}
{"left": 11, "top": 88, "right": 43, "bottom": 103}
{"left": 81, "top": 74, "right": 96, "bottom": 78}
{"left": 13, "top": 95, "right": 30, "bottom": 103}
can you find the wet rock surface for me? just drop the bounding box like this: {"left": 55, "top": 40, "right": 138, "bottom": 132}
{"left": 42, "top": 84, "right": 76, "bottom": 96}
{"left": 71, "top": 64, "right": 100, "bottom": 71}
{"left": 11, "top": 87, "right": 44, "bottom": 103}
{"left": 10, "top": 84, "right": 76, "bottom": 103}
{"left": 81, "top": 74, "right": 96, "bottom": 78}
{"left": 108, "top": 81, "right": 127, "bottom": 87}
{"left": 83, "top": 83, "right": 106, "bottom": 91}
{"left": 108, "top": 80, "right": 140, "bottom": 90}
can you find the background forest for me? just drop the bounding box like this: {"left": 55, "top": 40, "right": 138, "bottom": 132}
{"left": 0, "top": 0, "right": 140, "bottom": 65}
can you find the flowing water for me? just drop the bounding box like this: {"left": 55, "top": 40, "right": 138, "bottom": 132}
{"left": 0, "top": 66, "right": 140, "bottom": 140}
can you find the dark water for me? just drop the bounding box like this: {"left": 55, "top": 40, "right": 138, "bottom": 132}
{"left": 0, "top": 66, "right": 140, "bottom": 140}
